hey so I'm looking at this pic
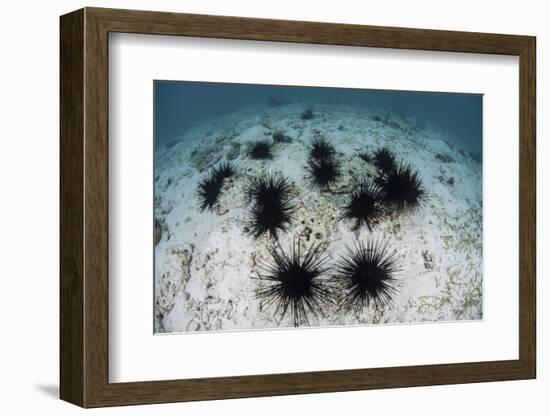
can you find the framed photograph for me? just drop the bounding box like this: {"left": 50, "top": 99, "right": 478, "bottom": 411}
{"left": 60, "top": 7, "right": 536, "bottom": 408}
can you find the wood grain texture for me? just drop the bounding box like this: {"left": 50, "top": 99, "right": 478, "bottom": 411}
{"left": 59, "top": 7, "right": 537, "bottom": 408}
{"left": 518, "top": 38, "right": 536, "bottom": 375}
{"left": 83, "top": 10, "right": 110, "bottom": 406}
{"left": 88, "top": 7, "right": 532, "bottom": 54}
{"left": 59, "top": 8, "right": 84, "bottom": 407}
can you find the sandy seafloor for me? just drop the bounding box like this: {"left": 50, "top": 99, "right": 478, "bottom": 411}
{"left": 153, "top": 102, "right": 483, "bottom": 333}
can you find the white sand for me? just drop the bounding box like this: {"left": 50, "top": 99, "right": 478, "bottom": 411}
{"left": 154, "top": 102, "right": 482, "bottom": 333}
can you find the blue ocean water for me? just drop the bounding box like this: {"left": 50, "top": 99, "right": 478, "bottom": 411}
{"left": 154, "top": 81, "right": 482, "bottom": 155}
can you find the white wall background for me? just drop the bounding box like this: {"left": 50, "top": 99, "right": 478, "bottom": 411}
{"left": 0, "top": 0, "right": 545, "bottom": 414}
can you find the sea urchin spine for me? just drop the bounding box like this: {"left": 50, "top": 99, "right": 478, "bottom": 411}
{"left": 197, "top": 171, "right": 222, "bottom": 212}
{"left": 340, "top": 181, "right": 384, "bottom": 231}
{"left": 255, "top": 239, "right": 335, "bottom": 327}
{"left": 212, "top": 161, "right": 235, "bottom": 182}
{"left": 305, "top": 136, "right": 340, "bottom": 189}
{"left": 332, "top": 239, "right": 399, "bottom": 314}
{"left": 305, "top": 157, "right": 341, "bottom": 189}
{"left": 248, "top": 140, "right": 273, "bottom": 160}
{"left": 356, "top": 149, "right": 372, "bottom": 163}
{"left": 309, "top": 135, "right": 336, "bottom": 161}
{"left": 246, "top": 173, "right": 296, "bottom": 239}
{"left": 197, "top": 162, "right": 235, "bottom": 212}
{"left": 373, "top": 147, "right": 397, "bottom": 173}
{"left": 377, "top": 162, "right": 425, "bottom": 214}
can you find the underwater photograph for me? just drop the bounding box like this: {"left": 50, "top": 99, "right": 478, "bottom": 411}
{"left": 153, "top": 81, "right": 483, "bottom": 333}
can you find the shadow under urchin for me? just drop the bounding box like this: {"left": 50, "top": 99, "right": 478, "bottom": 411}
{"left": 254, "top": 239, "right": 335, "bottom": 327}
{"left": 340, "top": 181, "right": 384, "bottom": 231}
{"left": 246, "top": 173, "right": 296, "bottom": 239}
{"left": 332, "top": 239, "right": 400, "bottom": 315}
{"left": 197, "top": 162, "right": 236, "bottom": 212}
{"left": 373, "top": 147, "right": 397, "bottom": 173}
{"left": 377, "top": 162, "right": 425, "bottom": 213}
{"left": 248, "top": 140, "right": 273, "bottom": 160}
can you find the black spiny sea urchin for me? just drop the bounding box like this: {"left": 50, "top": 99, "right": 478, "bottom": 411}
{"left": 197, "top": 162, "right": 235, "bottom": 212}
{"left": 305, "top": 136, "right": 340, "bottom": 189}
{"left": 305, "top": 157, "right": 341, "bottom": 189}
{"left": 373, "top": 147, "right": 397, "bottom": 173}
{"left": 332, "top": 239, "right": 399, "bottom": 314}
{"left": 248, "top": 140, "right": 273, "bottom": 160}
{"left": 301, "top": 108, "right": 314, "bottom": 120}
{"left": 309, "top": 136, "right": 336, "bottom": 161}
{"left": 377, "top": 163, "right": 425, "bottom": 214}
{"left": 212, "top": 161, "right": 235, "bottom": 182}
{"left": 197, "top": 171, "right": 222, "bottom": 212}
{"left": 246, "top": 173, "right": 296, "bottom": 239}
{"left": 255, "top": 239, "right": 335, "bottom": 327}
{"left": 356, "top": 149, "right": 372, "bottom": 163}
{"left": 340, "top": 181, "right": 384, "bottom": 231}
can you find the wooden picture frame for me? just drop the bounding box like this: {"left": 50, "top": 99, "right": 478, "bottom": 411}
{"left": 60, "top": 7, "right": 536, "bottom": 408}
